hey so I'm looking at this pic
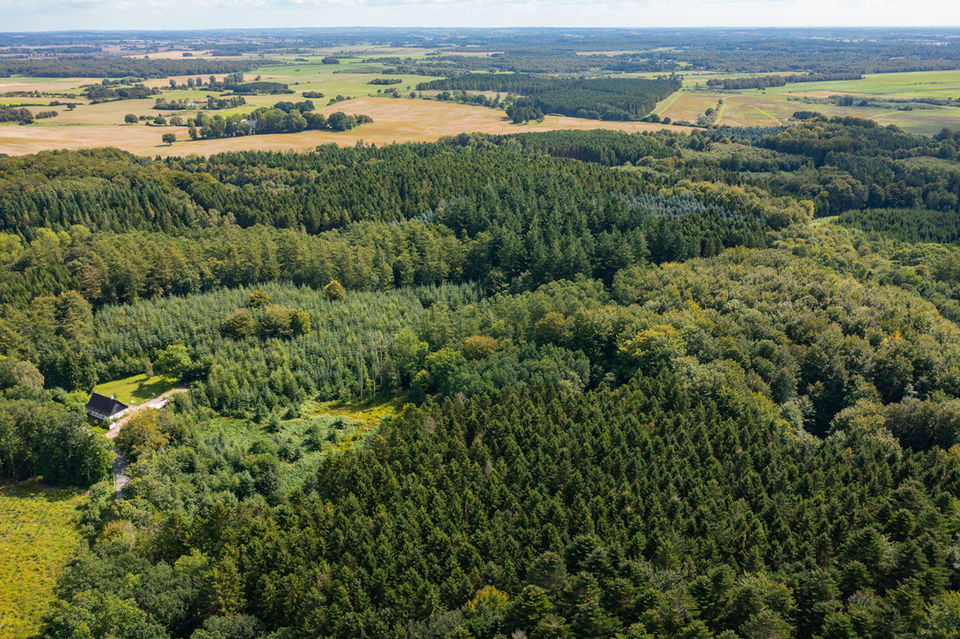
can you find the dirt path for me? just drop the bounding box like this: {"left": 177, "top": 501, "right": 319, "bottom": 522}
{"left": 112, "top": 449, "right": 130, "bottom": 498}
{"left": 106, "top": 387, "right": 187, "bottom": 499}
{"left": 105, "top": 387, "right": 188, "bottom": 440}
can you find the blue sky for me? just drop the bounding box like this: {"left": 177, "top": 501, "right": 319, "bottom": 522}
{"left": 3, "top": 0, "right": 959, "bottom": 32}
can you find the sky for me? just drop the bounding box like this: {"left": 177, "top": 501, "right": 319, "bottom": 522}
{"left": 2, "top": 0, "right": 959, "bottom": 32}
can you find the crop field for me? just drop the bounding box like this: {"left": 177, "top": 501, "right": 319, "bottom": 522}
{"left": 122, "top": 50, "right": 214, "bottom": 59}
{"left": 0, "top": 76, "right": 99, "bottom": 95}
{"left": 4, "top": 63, "right": 960, "bottom": 158}
{"left": 0, "top": 96, "right": 677, "bottom": 157}
{"left": 0, "top": 122, "right": 188, "bottom": 155}
{"left": 238, "top": 60, "right": 445, "bottom": 98}
{"left": 656, "top": 93, "right": 802, "bottom": 127}
{"left": 656, "top": 76, "right": 960, "bottom": 134}
{"left": 0, "top": 480, "right": 86, "bottom": 639}
{"left": 870, "top": 106, "right": 960, "bottom": 136}
{"left": 768, "top": 70, "right": 960, "bottom": 99}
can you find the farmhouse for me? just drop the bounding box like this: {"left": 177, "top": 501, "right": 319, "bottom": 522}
{"left": 85, "top": 392, "right": 131, "bottom": 422}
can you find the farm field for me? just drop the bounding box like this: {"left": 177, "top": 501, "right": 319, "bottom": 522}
{"left": 767, "top": 69, "right": 960, "bottom": 99}
{"left": 0, "top": 480, "right": 86, "bottom": 639}
{"left": 4, "top": 63, "right": 960, "bottom": 157}
{"left": 0, "top": 97, "right": 678, "bottom": 157}
{"left": 656, "top": 92, "right": 884, "bottom": 127}
{"left": 0, "top": 76, "right": 100, "bottom": 94}
{"left": 655, "top": 75, "right": 960, "bottom": 135}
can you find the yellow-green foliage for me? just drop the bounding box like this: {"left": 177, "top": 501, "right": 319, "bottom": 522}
{"left": 115, "top": 409, "right": 169, "bottom": 462}
{"left": 245, "top": 288, "right": 272, "bottom": 309}
{"left": 462, "top": 335, "right": 500, "bottom": 359}
{"left": 666, "top": 181, "right": 815, "bottom": 230}
{"left": 0, "top": 479, "right": 86, "bottom": 639}
{"left": 464, "top": 585, "right": 510, "bottom": 618}
{"left": 323, "top": 279, "right": 347, "bottom": 301}
{"left": 619, "top": 323, "right": 686, "bottom": 374}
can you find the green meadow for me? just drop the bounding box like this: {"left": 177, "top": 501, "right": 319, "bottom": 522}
{"left": 0, "top": 480, "right": 86, "bottom": 639}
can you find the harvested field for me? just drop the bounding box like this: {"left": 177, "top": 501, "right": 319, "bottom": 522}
{"left": 0, "top": 97, "right": 681, "bottom": 157}
{"left": 0, "top": 123, "right": 190, "bottom": 155}
{"left": 0, "top": 77, "right": 99, "bottom": 94}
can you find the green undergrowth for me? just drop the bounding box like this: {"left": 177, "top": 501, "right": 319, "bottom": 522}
{"left": 0, "top": 479, "right": 86, "bottom": 639}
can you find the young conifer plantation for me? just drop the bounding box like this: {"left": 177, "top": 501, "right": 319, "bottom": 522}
{"left": 5, "top": 118, "right": 960, "bottom": 639}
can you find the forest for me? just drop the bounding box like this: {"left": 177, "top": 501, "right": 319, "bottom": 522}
{"left": 703, "top": 73, "right": 863, "bottom": 91}
{"left": 417, "top": 75, "right": 681, "bottom": 121}
{"left": 7, "top": 107, "right": 960, "bottom": 638}
{"left": 0, "top": 57, "right": 255, "bottom": 79}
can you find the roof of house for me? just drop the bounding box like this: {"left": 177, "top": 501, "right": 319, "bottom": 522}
{"left": 86, "top": 392, "right": 129, "bottom": 418}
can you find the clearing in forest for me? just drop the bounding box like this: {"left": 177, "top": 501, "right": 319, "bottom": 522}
{"left": 201, "top": 392, "right": 405, "bottom": 491}
{"left": 94, "top": 373, "right": 181, "bottom": 407}
{"left": 0, "top": 480, "right": 86, "bottom": 639}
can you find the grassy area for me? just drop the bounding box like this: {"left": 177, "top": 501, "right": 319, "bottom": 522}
{"left": 0, "top": 479, "right": 86, "bottom": 639}
{"left": 241, "top": 60, "right": 444, "bottom": 101}
{"left": 766, "top": 70, "right": 960, "bottom": 100}
{"left": 306, "top": 391, "right": 405, "bottom": 452}
{"left": 655, "top": 73, "right": 960, "bottom": 134}
{"left": 199, "top": 392, "right": 406, "bottom": 489}
{"left": 94, "top": 374, "right": 180, "bottom": 406}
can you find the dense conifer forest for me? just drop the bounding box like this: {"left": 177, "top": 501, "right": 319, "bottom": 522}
{"left": 416, "top": 76, "right": 681, "bottom": 121}
{"left": 0, "top": 57, "right": 255, "bottom": 79}
{"left": 7, "top": 115, "right": 960, "bottom": 638}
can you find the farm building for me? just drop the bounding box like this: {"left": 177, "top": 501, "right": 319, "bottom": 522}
{"left": 85, "top": 393, "right": 131, "bottom": 421}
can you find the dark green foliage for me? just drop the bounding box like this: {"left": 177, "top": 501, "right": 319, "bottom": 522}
{"left": 0, "top": 57, "right": 253, "bottom": 79}
{"left": 231, "top": 82, "right": 293, "bottom": 95}
{"left": 0, "top": 384, "right": 114, "bottom": 486}
{"left": 705, "top": 73, "right": 862, "bottom": 90}
{"left": 419, "top": 74, "right": 681, "bottom": 120}
{"left": 46, "top": 380, "right": 960, "bottom": 638}
{"left": 85, "top": 83, "right": 161, "bottom": 102}
{"left": 154, "top": 96, "right": 246, "bottom": 111}
{"left": 0, "top": 105, "right": 39, "bottom": 124}
{"left": 837, "top": 208, "right": 960, "bottom": 244}
{"left": 3, "top": 115, "right": 960, "bottom": 639}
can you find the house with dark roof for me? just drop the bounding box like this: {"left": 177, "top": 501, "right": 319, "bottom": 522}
{"left": 86, "top": 392, "right": 131, "bottom": 422}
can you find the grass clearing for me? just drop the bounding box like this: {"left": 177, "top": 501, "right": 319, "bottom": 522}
{"left": 200, "top": 392, "right": 405, "bottom": 489}
{"left": 94, "top": 374, "right": 180, "bottom": 406}
{"left": 0, "top": 479, "right": 86, "bottom": 639}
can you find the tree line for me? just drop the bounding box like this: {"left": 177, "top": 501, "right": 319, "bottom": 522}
{"left": 0, "top": 57, "right": 255, "bottom": 79}
{"left": 705, "top": 72, "right": 863, "bottom": 91}
{"left": 418, "top": 75, "right": 681, "bottom": 121}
